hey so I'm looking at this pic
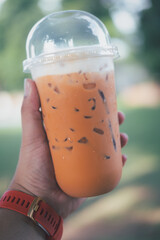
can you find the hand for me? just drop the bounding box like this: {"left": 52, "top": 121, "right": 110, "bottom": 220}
{"left": 9, "top": 79, "right": 128, "bottom": 218}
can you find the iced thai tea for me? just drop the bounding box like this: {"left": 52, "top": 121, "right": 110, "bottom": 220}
{"left": 35, "top": 57, "right": 122, "bottom": 197}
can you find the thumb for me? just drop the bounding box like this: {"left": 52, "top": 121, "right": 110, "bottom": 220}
{"left": 21, "top": 78, "right": 46, "bottom": 145}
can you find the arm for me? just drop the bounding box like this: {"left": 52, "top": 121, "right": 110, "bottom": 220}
{"left": 0, "top": 209, "right": 46, "bottom": 240}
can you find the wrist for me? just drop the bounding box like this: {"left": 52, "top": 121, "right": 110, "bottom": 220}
{"left": 8, "top": 180, "right": 61, "bottom": 217}
{"left": 0, "top": 190, "right": 63, "bottom": 240}
{"left": 9, "top": 179, "right": 68, "bottom": 219}
{"left": 9, "top": 179, "right": 38, "bottom": 197}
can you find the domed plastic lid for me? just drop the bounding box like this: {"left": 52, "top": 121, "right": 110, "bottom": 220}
{"left": 23, "top": 10, "right": 119, "bottom": 72}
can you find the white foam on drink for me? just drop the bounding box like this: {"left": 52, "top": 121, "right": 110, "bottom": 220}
{"left": 31, "top": 56, "right": 114, "bottom": 79}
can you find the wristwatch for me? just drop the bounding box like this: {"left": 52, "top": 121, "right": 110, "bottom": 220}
{"left": 0, "top": 190, "right": 63, "bottom": 240}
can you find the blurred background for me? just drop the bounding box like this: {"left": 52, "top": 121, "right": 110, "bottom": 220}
{"left": 0, "top": 0, "right": 160, "bottom": 239}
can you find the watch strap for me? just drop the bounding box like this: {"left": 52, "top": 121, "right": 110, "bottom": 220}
{"left": 0, "top": 190, "right": 63, "bottom": 240}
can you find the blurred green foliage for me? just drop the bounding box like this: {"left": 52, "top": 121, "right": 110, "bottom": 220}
{"left": 62, "top": 0, "right": 110, "bottom": 18}
{"left": 139, "top": 0, "right": 160, "bottom": 80}
{"left": 0, "top": 0, "right": 43, "bottom": 90}
{"left": 0, "top": 0, "right": 159, "bottom": 90}
{"left": 62, "top": 0, "right": 119, "bottom": 37}
{"left": 0, "top": 0, "right": 119, "bottom": 91}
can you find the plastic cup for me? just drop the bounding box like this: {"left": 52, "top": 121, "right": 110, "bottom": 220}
{"left": 23, "top": 10, "right": 122, "bottom": 197}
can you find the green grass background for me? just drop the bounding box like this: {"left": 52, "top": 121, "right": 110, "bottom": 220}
{"left": 0, "top": 128, "right": 21, "bottom": 194}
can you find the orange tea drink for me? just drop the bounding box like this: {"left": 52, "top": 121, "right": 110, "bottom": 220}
{"left": 33, "top": 56, "right": 122, "bottom": 197}
{"left": 23, "top": 10, "right": 122, "bottom": 197}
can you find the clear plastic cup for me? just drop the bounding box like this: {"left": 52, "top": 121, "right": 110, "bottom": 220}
{"left": 23, "top": 10, "right": 122, "bottom": 197}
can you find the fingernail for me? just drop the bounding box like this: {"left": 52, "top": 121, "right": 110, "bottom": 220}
{"left": 24, "top": 79, "right": 31, "bottom": 97}
{"left": 123, "top": 154, "right": 127, "bottom": 160}
{"left": 119, "top": 112, "right": 125, "bottom": 119}
{"left": 122, "top": 154, "right": 127, "bottom": 166}
{"left": 121, "top": 112, "right": 125, "bottom": 118}
{"left": 122, "top": 133, "right": 129, "bottom": 140}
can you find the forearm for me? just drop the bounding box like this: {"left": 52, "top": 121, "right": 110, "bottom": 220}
{"left": 0, "top": 209, "right": 46, "bottom": 240}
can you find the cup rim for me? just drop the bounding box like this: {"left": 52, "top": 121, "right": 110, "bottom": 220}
{"left": 23, "top": 45, "right": 119, "bottom": 73}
